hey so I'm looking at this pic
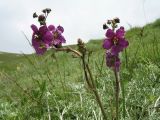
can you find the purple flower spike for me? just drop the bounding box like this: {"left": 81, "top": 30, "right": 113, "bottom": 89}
{"left": 105, "top": 29, "right": 115, "bottom": 38}
{"left": 106, "top": 52, "right": 121, "bottom": 71}
{"left": 31, "top": 25, "right": 53, "bottom": 55}
{"left": 49, "top": 26, "right": 66, "bottom": 47}
{"left": 31, "top": 24, "right": 66, "bottom": 54}
{"left": 117, "top": 27, "right": 125, "bottom": 39}
{"left": 103, "top": 27, "right": 129, "bottom": 55}
{"left": 31, "top": 9, "right": 66, "bottom": 55}
{"left": 102, "top": 19, "right": 129, "bottom": 71}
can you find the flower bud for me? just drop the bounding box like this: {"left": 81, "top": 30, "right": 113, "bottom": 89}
{"left": 103, "top": 23, "right": 108, "bottom": 30}
{"left": 78, "top": 38, "right": 83, "bottom": 45}
{"left": 113, "top": 17, "right": 120, "bottom": 23}
{"left": 42, "top": 8, "right": 51, "bottom": 14}
{"left": 42, "top": 9, "right": 47, "bottom": 13}
{"left": 38, "top": 14, "right": 46, "bottom": 25}
{"left": 46, "top": 8, "right": 51, "bottom": 13}
{"left": 38, "top": 14, "right": 46, "bottom": 21}
{"left": 107, "top": 20, "right": 112, "bottom": 24}
{"left": 114, "top": 24, "right": 118, "bottom": 28}
{"left": 33, "top": 12, "right": 38, "bottom": 18}
{"left": 77, "top": 39, "right": 86, "bottom": 54}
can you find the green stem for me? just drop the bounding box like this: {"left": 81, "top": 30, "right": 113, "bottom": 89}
{"left": 82, "top": 54, "right": 107, "bottom": 120}
{"left": 86, "top": 64, "right": 108, "bottom": 120}
{"left": 121, "top": 78, "right": 126, "bottom": 119}
{"left": 81, "top": 55, "right": 93, "bottom": 89}
{"left": 124, "top": 49, "right": 128, "bottom": 68}
{"left": 114, "top": 70, "right": 120, "bottom": 120}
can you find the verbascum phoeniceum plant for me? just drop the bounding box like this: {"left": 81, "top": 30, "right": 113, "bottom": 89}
{"left": 103, "top": 18, "right": 129, "bottom": 120}
{"left": 30, "top": 8, "right": 129, "bottom": 120}
{"left": 31, "top": 8, "right": 66, "bottom": 55}
{"left": 30, "top": 8, "right": 107, "bottom": 120}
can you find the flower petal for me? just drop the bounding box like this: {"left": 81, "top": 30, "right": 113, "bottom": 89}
{"left": 57, "top": 25, "right": 64, "bottom": 33}
{"left": 53, "top": 39, "right": 61, "bottom": 45}
{"left": 114, "top": 58, "right": 121, "bottom": 72}
{"left": 105, "top": 29, "right": 115, "bottom": 38}
{"left": 32, "top": 38, "right": 39, "bottom": 48}
{"left": 48, "top": 25, "right": 55, "bottom": 31}
{"left": 43, "top": 31, "right": 53, "bottom": 45}
{"left": 106, "top": 52, "right": 121, "bottom": 71}
{"left": 119, "top": 38, "right": 129, "bottom": 48}
{"left": 58, "top": 35, "right": 66, "bottom": 43}
{"left": 106, "top": 52, "right": 113, "bottom": 68}
{"left": 36, "top": 47, "right": 47, "bottom": 55}
{"left": 39, "top": 25, "right": 48, "bottom": 35}
{"left": 116, "top": 27, "right": 125, "bottom": 38}
{"left": 103, "top": 39, "right": 113, "bottom": 49}
{"left": 111, "top": 45, "right": 123, "bottom": 55}
{"left": 31, "top": 24, "right": 38, "bottom": 33}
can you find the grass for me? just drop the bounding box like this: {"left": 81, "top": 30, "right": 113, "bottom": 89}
{"left": 0, "top": 19, "right": 160, "bottom": 119}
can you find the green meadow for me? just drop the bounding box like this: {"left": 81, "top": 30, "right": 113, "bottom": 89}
{"left": 0, "top": 19, "right": 160, "bottom": 119}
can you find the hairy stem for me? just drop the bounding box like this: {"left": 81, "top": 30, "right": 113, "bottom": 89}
{"left": 86, "top": 64, "right": 108, "bottom": 120}
{"left": 121, "top": 78, "right": 126, "bottom": 119}
{"left": 52, "top": 47, "right": 82, "bottom": 57}
{"left": 114, "top": 70, "right": 120, "bottom": 120}
{"left": 81, "top": 54, "right": 107, "bottom": 120}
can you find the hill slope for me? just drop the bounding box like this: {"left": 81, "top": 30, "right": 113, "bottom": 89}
{"left": 0, "top": 19, "right": 160, "bottom": 72}
{"left": 0, "top": 19, "right": 160, "bottom": 119}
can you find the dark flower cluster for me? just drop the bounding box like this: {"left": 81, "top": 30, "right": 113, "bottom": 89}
{"left": 31, "top": 8, "right": 66, "bottom": 55}
{"left": 103, "top": 18, "right": 129, "bottom": 71}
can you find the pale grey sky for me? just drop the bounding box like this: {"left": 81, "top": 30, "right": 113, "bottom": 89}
{"left": 0, "top": 0, "right": 160, "bottom": 53}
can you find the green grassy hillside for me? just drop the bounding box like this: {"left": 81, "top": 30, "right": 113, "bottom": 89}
{"left": 1, "top": 19, "right": 160, "bottom": 71}
{"left": 0, "top": 19, "right": 160, "bottom": 119}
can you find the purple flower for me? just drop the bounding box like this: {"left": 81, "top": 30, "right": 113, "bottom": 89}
{"left": 31, "top": 23, "right": 66, "bottom": 54}
{"left": 48, "top": 25, "right": 66, "bottom": 46}
{"left": 32, "top": 38, "right": 48, "bottom": 55}
{"left": 31, "top": 24, "right": 53, "bottom": 55}
{"left": 103, "top": 27, "right": 128, "bottom": 55}
{"left": 103, "top": 24, "right": 129, "bottom": 71}
{"left": 106, "top": 52, "right": 121, "bottom": 71}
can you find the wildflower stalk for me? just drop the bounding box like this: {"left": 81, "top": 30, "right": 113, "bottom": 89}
{"left": 86, "top": 64, "right": 108, "bottom": 120}
{"left": 103, "top": 18, "right": 129, "bottom": 120}
{"left": 52, "top": 46, "right": 82, "bottom": 57}
{"left": 121, "top": 77, "right": 126, "bottom": 119}
{"left": 52, "top": 42, "right": 108, "bottom": 119}
{"left": 78, "top": 39, "right": 108, "bottom": 120}
{"left": 46, "top": 90, "right": 51, "bottom": 120}
{"left": 114, "top": 69, "right": 120, "bottom": 120}
{"left": 124, "top": 49, "right": 128, "bottom": 68}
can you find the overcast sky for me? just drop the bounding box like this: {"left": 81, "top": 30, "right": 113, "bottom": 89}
{"left": 0, "top": 0, "right": 160, "bottom": 53}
